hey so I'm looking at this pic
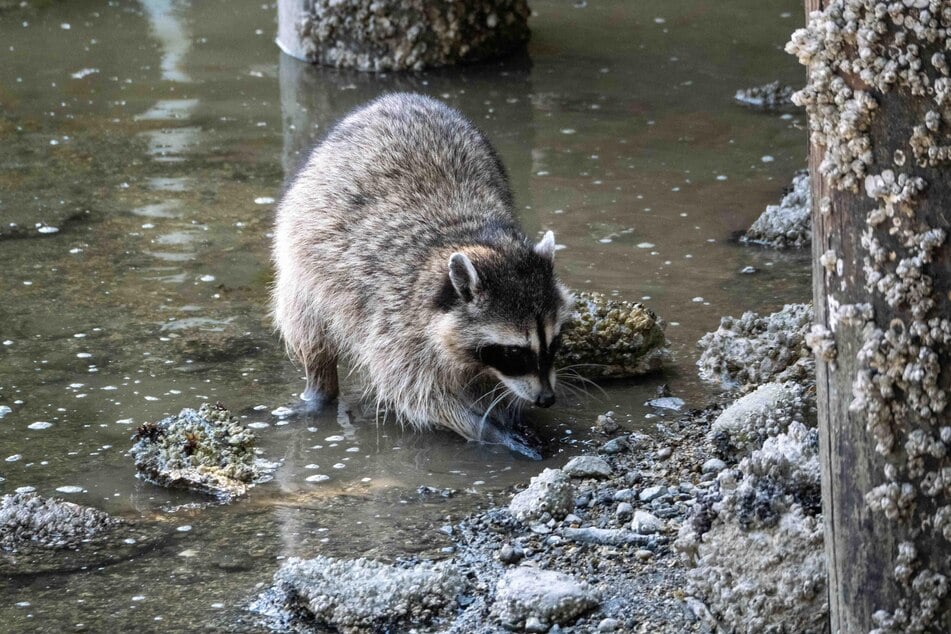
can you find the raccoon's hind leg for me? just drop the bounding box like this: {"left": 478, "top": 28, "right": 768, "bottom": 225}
{"left": 299, "top": 341, "right": 339, "bottom": 411}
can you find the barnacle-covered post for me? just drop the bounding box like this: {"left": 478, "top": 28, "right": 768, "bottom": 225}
{"left": 276, "top": 0, "right": 530, "bottom": 71}
{"left": 791, "top": 1, "right": 951, "bottom": 631}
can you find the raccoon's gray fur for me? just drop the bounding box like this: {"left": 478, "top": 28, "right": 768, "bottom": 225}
{"left": 271, "top": 93, "right": 570, "bottom": 452}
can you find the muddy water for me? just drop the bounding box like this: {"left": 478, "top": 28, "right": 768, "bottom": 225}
{"left": 0, "top": 0, "right": 810, "bottom": 630}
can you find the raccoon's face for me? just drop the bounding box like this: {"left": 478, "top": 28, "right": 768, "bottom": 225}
{"left": 437, "top": 231, "right": 572, "bottom": 408}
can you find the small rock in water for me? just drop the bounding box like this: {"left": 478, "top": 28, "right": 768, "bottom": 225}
{"left": 647, "top": 396, "right": 684, "bottom": 411}
{"left": 0, "top": 405, "right": 12, "bottom": 418}
{"left": 491, "top": 567, "right": 598, "bottom": 630}
{"left": 270, "top": 406, "right": 294, "bottom": 418}
{"left": 595, "top": 411, "right": 619, "bottom": 434}
{"left": 130, "top": 402, "right": 269, "bottom": 501}
{"left": 740, "top": 266, "right": 758, "bottom": 274}
{"left": 305, "top": 474, "right": 330, "bottom": 483}
{"left": 0, "top": 493, "right": 122, "bottom": 551}
{"left": 563, "top": 456, "right": 613, "bottom": 479}
{"left": 733, "top": 81, "right": 796, "bottom": 109}
{"left": 27, "top": 422, "right": 52, "bottom": 430}
{"left": 599, "top": 436, "right": 630, "bottom": 455}
{"left": 55, "top": 486, "right": 84, "bottom": 494}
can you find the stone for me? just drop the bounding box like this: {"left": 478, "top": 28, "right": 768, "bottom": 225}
{"left": 646, "top": 397, "right": 684, "bottom": 411}
{"left": 631, "top": 510, "right": 662, "bottom": 534}
{"left": 656, "top": 447, "right": 672, "bottom": 460}
{"left": 709, "top": 382, "right": 813, "bottom": 460}
{"left": 251, "top": 555, "right": 465, "bottom": 632}
{"left": 701, "top": 458, "right": 727, "bottom": 474}
{"left": 599, "top": 436, "right": 630, "bottom": 455}
{"left": 509, "top": 469, "right": 574, "bottom": 522}
{"left": 639, "top": 485, "right": 666, "bottom": 502}
{"left": 616, "top": 502, "right": 633, "bottom": 521}
{"left": 130, "top": 402, "right": 271, "bottom": 501}
{"left": 561, "top": 527, "right": 664, "bottom": 548}
{"left": 742, "top": 171, "right": 811, "bottom": 249}
{"left": 563, "top": 456, "right": 613, "bottom": 479}
{"left": 558, "top": 292, "right": 670, "bottom": 379}
{"left": 734, "top": 81, "right": 796, "bottom": 109}
{"left": 491, "top": 567, "right": 598, "bottom": 630}
{"left": 598, "top": 617, "right": 621, "bottom": 631}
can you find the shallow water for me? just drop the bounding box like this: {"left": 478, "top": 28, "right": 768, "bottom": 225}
{"left": 0, "top": 0, "right": 810, "bottom": 630}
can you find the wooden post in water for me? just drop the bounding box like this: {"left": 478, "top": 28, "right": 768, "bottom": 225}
{"left": 793, "top": 1, "right": 951, "bottom": 631}
{"left": 276, "top": 0, "right": 530, "bottom": 71}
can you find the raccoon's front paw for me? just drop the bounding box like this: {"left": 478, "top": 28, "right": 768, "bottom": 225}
{"left": 479, "top": 422, "right": 542, "bottom": 460}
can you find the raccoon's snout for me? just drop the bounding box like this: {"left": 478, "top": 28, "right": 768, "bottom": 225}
{"left": 535, "top": 390, "right": 556, "bottom": 408}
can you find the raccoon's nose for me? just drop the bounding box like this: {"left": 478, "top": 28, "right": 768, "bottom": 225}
{"left": 535, "top": 391, "right": 556, "bottom": 408}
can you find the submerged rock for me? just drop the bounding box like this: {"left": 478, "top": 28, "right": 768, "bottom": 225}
{"left": 0, "top": 493, "right": 121, "bottom": 552}
{"left": 509, "top": 468, "right": 574, "bottom": 522}
{"left": 742, "top": 171, "right": 812, "bottom": 249}
{"left": 0, "top": 493, "right": 163, "bottom": 576}
{"left": 130, "top": 402, "right": 270, "bottom": 501}
{"left": 252, "top": 555, "right": 466, "bottom": 633}
{"left": 734, "top": 81, "right": 797, "bottom": 109}
{"left": 491, "top": 567, "right": 598, "bottom": 630}
{"left": 697, "top": 303, "right": 813, "bottom": 389}
{"left": 558, "top": 292, "right": 670, "bottom": 379}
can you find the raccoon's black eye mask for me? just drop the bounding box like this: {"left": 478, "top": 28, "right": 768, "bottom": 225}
{"left": 474, "top": 344, "right": 535, "bottom": 376}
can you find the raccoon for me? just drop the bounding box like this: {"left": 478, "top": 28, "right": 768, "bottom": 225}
{"left": 271, "top": 93, "right": 571, "bottom": 456}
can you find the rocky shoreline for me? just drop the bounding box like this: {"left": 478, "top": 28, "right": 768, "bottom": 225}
{"left": 249, "top": 302, "right": 825, "bottom": 633}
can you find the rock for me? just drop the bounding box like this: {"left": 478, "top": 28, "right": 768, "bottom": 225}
{"left": 595, "top": 412, "right": 620, "bottom": 434}
{"left": 626, "top": 433, "right": 652, "bottom": 451}
{"left": 734, "top": 81, "right": 796, "bottom": 109}
{"left": 742, "top": 171, "right": 811, "bottom": 249}
{"left": 491, "top": 567, "right": 598, "bottom": 630}
{"left": 677, "top": 423, "right": 826, "bottom": 633}
{"left": 561, "top": 527, "right": 664, "bottom": 548}
{"left": 558, "top": 292, "right": 670, "bottom": 379}
{"left": 697, "top": 303, "right": 814, "bottom": 388}
{"left": 709, "top": 381, "right": 814, "bottom": 460}
{"left": 613, "top": 488, "right": 635, "bottom": 503}
{"left": 701, "top": 458, "right": 727, "bottom": 474}
{"left": 0, "top": 493, "right": 163, "bottom": 576}
{"left": 598, "top": 617, "right": 621, "bottom": 631}
{"left": 616, "top": 502, "right": 633, "bottom": 521}
{"left": 288, "top": 0, "right": 531, "bottom": 72}
{"left": 498, "top": 543, "right": 524, "bottom": 565}
{"left": 130, "top": 402, "right": 272, "bottom": 501}
{"left": 639, "top": 485, "right": 666, "bottom": 502}
{"left": 509, "top": 469, "right": 574, "bottom": 522}
{"left": 0, "top": 493, "right": 121, "bottom": 552}
{"left": 646, "top": 397, "right": 684, "bottom": 411}
{"left": 252, "top": 555, "right": 465, "bottom": 632}
{"left": 563, "top": 456, "right": 613, "bottom": 479}
{"left": 599, "top": 436, "right": 630, "bottom": 455}
{"left": 631, "top": 510, "right": 662, "bottom": 534}
{"left": 656, "top": 447, "right": 672, "bottom": 460}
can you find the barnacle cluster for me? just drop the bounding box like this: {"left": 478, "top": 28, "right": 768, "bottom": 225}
{"left": 557, "top": 292, "right": 670, "bottom": 379}
{"left": 294, "top": 0, "right": 529, "bottom": 72}
{"left": 789, "top": 1, "right": 951, "bottom": 629}
{"left": 0, "top": 493, "right": 122, "bottom": 552}
{"left": 742, "top": 171, "right": 813, "bottom": 249}
{"left": 734, "top": 80, "right": 797, "bottom": 109}
{"left": 130, "top": 402, "right": 265, "bottom": 501}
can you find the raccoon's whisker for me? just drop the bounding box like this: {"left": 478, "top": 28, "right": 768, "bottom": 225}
{"left": 556, "top": 366, "right": 608, "bottom": 397}
{"left": 557, "top": 368, "right": 609, "bottom": 398}
{"left": 479, "top": 388, "right": 511, "bottom": 430}
{"left": 557, "top": 363, "right": 610, "bottom": 372}
{"left": 471, "top": 381, "right": 504, "bottom": 408}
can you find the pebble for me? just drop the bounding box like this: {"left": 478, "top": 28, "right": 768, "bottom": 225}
{"left": 639, "top": 485, "right": 666, "bottom": 502}
{"left": 598, "top": 617, "right": 621, "bottom": 631}
{"left": 615, "top": 502, "right": 633, "bottom": 521}
{"left": 599, "top": 436, "right": 629, "bottom": 455}
{"left": 740, "top": 265, "right": 758, "bottom": 274}
{"left": 596, "top": 413, "right": 619, "bottom": 434}
{"left": 626, "top": 433, "right": 651, "bottom": 450}
{"left": 613, "top": 488, "right": 635, "bottom": 502}
{"left": 635, "top": 549, "right": 654, "bottom": 561}
{"left": 563, "top": 456, "right": 613, "bottom": 479}
{"left": 646, "top": 397, "right": 684, "bottom": 411}
{"left": 55, "top": 486, "right": 84, "bottom": 494}
{"left": 498, "top": 543, "right": 524, "bottom": 564}
{"left": 525, "top": 616, "right": 546, "bottom": 632}
{"left": 631, "top": 510, "right": 662, "bottom": 534}
{"left": 656, "top": 447, "right": 672, "bottom": 460}
{"left": 702, "top": 458, "right": 727, "bottom": 474}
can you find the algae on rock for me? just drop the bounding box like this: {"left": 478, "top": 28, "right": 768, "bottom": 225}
{"left": 558, "top": 292, "right": 670, "bottom": 379}
{"left": 130, "top": 402, "right": 269, "bottom": 501}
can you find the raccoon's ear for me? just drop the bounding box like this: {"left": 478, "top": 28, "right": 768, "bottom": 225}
{"left": 448, "top": 252, "right": 479, "bottom": 303}
{"left": 534, "top": 230, "right": 556, "bottom": 261}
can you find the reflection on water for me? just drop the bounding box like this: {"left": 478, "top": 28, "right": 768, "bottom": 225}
{"left": 0, "top": 0, "right": 810, "bottom": 630}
